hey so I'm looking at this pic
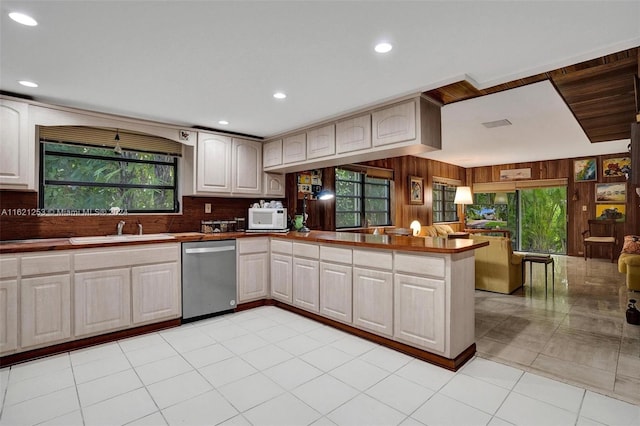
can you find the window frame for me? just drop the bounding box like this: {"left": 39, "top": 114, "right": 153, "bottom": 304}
{"left": 335, "top": 168, "right": 391, "bottom": 229}
{"left": 432, "top": 182, "right": 459, "bottom": 223}
{"left": 39, "top": 140, "right": 179, "bottom": 214}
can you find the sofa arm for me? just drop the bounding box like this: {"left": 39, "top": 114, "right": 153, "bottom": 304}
{"left": 511, "top": 253, "right": 524, "bottom": 265}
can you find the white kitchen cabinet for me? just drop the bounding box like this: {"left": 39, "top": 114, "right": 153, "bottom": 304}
{"left": 0, "top": 256, "right": 18, "bottom": 354}
{"left": 336, "top": 113, "right": 372, "bottom": 154}
{"left": 320, "top": 262, "right": 352, "bottom": 323}
{"left": 21, "top": 274, "right": 72, "bottom": 348}
{"left": 394, "top": 273, "right": 445, "bottom": 352}
{"left": 353, "top": 267, "right": 393, "bottom": 337}
{"left": 263, "top": 139, "right": 283, "bottom": 168}
{"left": 0, "top": 99, "right": 33, "bottom": 189}
{"left": 132, "top": 262, "right": 180, "bottom": 325}
{"left": 271, "top": 253, "right": 293, "bottom": 303}
{"left": 306, "top": 124, "right": 335, "bottom": 159}
{"left": 293, "top": 257, "right": 320, "bottom": 313}
{"left": 283, "top": 133, "right": 306, "bottom": 164}
{"left": 232, "top": 138, "right": 262, "bottom": 194}
{"left": 74, "top": 268, "right": 131, "bottom": 337}
{"left": 197, "top": 133, "right": 232, "bottom": 192}
{"left": 263, "top": 172, "right": 286, "bottom": 197}
{"left": 372, "top": 100, "right": 416, "bottom": 147}
{"left": 237, "top": 238, "right": 269, "bottom": 303}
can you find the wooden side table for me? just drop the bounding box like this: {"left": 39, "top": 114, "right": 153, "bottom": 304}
{"left": 522, "top": 254, "right": 554, "bottom": 295}
{"left": 447, "top": 232, "right": 470, "bottom": 239}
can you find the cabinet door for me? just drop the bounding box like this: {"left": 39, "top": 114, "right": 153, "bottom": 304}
{"left": 263, "top": 172, "right": 286, "bottom": 197}
{"left": 283, "top": 133, "right": 306, "bottom": 164}
{"left": 263, "top": 139, "right": 283, "bottom": 168}
{"left": 293, "top": 258, "right": 320, "bottom": 312}
{"left": 21, "top": 275, "right": 71, "bottom": 348}
{"left": 336, "top": 114, "right": 372, "bottom": 154}
{"left": 232, "top": 138, "right": 262, "bottom": 194}
{"left": 0, "top": 280, "right": 18, "bottom": 353}
{"left": 394, "top": 274, "right": 445, "bottom": 352}
{"left": 372, "top": 100, "right": 416, "bottom": 147}
{"left": 0, "top": 99, "right": 32, "bottom": 189}
{"left": 74, "top": 268, "right": 131, "bottom": 337}
{"left": 238, "top": 253, "right": 269, "bottom": 302}
{"left": 271, "top": 253, "right": 293, "bottom": 303}
{"left": 353, "top": 267, "right": 393, "bottom": 337}
{"left": 320, "top": 262, "right": 352, "bottom": 323}
{"left": 132, "top": 262, "right": 180, "bottom": 325}
{"left": 197, "top": 133, "right": 232, "bottom": 192}
{"left": 307, "top": 124, "right": 336, "bottom": 159}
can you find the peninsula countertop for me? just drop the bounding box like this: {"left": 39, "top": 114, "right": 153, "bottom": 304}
{"left": 0, "top": 230, "right": 488, "bottom": 254}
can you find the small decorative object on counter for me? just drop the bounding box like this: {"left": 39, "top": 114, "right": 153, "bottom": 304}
{"left": 626, "top": 299, "right": 640, "bottom": 325}
{"left": 235, "top": 217, "right": 245, "bottom": 231}
{"left": 201, "top": 220, "right": 214, "bottom": 234}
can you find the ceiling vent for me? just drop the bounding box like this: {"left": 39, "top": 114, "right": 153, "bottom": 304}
{"left": 482, "top": 119, "right": 512, "bottom": 128}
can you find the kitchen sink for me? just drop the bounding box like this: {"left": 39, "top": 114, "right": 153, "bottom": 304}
{"left": 69, "top": 233, "right": 176, "bottom": 245}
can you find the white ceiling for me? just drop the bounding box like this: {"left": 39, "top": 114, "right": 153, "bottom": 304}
{"left": 1, "top": 1, "right": 639, "bottom": 168}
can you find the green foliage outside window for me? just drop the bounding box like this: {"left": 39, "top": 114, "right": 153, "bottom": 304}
{"left": 335, "top": 168, "right": 390, "bottom": 228}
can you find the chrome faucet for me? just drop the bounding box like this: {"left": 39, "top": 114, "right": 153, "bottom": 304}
{"left": 117, "top": 220, "right": 125, "bottom": 235}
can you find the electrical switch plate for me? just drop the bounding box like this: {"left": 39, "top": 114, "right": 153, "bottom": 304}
{"left": 582, "top": 205, "right": 587, "bottom": 211}
{"left": 205, "top": 203, "right": 212, "bottom": 213}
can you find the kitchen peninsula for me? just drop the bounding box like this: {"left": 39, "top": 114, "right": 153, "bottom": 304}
{"left": 0, "top": 231, "right": 487, "bottom": 371}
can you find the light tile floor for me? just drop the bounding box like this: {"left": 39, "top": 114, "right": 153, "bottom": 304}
{"left": 476, "top": 256, "right": 640, "bottom": 406}
{"left": 1, "top": 295, "right": 638, "bottom": 425}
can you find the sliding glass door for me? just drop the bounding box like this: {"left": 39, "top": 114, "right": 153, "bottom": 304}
{"left": 518, "top": 187, "right": 567, "bottom": 254}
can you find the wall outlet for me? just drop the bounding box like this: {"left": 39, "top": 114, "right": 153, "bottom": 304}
{"left": 205, "top": 203, "right": 212, "bottom": 214}
{"left": 582, "top": 205, "right": 587, "bottom": 212}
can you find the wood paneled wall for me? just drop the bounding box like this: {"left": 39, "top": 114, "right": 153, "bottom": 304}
{"left": 470, "top": 154, "right": 639, "bottom": 257}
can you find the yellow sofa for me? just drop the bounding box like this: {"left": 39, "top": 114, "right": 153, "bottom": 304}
{"left": 618, "top": 253, "right": 640, "bottom": 291}
{"left": 470, "top": 235, "right": 524, "bottom": 294}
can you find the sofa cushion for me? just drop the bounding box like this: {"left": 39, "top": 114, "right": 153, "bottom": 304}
{"left": 434, "top": 224, "right": 455, "bottom": 236}
{"left": 422, "top": 226, "right": 439, "bottom": 237}
{"left": 621, "top": 235, "right": 640, "bottom": 255}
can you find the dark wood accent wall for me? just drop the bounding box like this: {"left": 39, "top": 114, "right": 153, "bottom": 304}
{"left": 0, "top": 192, "right": 284, "bottom": 240}
{"left": 470, "top": 154, "right": 639, "bottom": 258}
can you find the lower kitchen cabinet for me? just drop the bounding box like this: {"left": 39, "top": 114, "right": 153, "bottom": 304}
{"left": 0, "top": 280, "right": 18, "bottom": 353}
{"left": 237, "top": 238, "right": 270, "bottom": 303}
{"left": 132, "top": 262, "right": 180, "bottom": 325}
{"left": 21, "top": 274, "right": 71, "bottom": 348}
{"left": 394, "top": 273, "right": 445, "bottom": 352}
{"left": 319, "top": 262, "right": 352, "bottom": 323}
{"left": 353, "top": 267, "right": 393, "bottom": 337}
{"left": 271, "top": 253, "right": 293, "bottom": 303}
{"left": 293, "top": 257, "right": 320, "bottom": 313}
{"left": 74, "top": 268, "right": 131, "bottom": 337}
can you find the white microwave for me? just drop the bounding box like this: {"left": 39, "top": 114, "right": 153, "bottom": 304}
{"left": 248, "top": 208, "right": 287, "bottom": 230}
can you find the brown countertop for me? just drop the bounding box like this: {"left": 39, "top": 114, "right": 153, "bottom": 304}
{"left": 0, "top": 230, "right": 488, "bottom": 254}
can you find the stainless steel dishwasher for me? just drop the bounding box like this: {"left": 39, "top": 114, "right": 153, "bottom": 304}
{"left": 182, "top": 240, "right": 236, "bottom": 322}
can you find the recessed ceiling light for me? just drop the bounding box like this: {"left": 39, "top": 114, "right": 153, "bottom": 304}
{"left": 18, "top": 80, "right": 38, "bottom": 88}
{"left": 9, "top": 12, "right": 38, "bottom": 26}
{"left": 374, "top": 42, "right": 393, "bottom": 53}
{"left": 482, "top": 119, "right": 512, "bottom": 129}
{"left": 273, "top": 92, "right": 287, "bottom": 99}
{"left": 218, "top": 120, "right": 229, "bottom": 125}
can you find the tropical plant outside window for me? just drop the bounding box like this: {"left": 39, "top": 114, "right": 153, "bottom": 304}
{"left": 335, "top": 168, "right": 391, "bottom": 228}
{"left": 40, "top": 142, "right": 178, "bottom": 213}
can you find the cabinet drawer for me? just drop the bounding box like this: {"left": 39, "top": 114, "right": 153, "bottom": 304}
{"left": 353, "top": 249, "right": 392, "bottom": 270}
{"left": 293, "top": 243, "right": 319, "bottom": 259}
{"left": 271, "top": 239, "right": 293, "bottom": 255}
{"left": 21, "top": 253, "right": 71, "bottom": 276}
{"left": 237, "top": 237, "right": 268, "bottom": 254}
{"left": 320, "top": 246, "right": 352, "bottom": 264}
{"left": 395, "top": 253, "right": 445, "bottom": 278}
{"left": 74, "top": 244, "right": 180, "bottom": 271}
{"left": 0, "top": 257, "right": 18, "bottom": 279}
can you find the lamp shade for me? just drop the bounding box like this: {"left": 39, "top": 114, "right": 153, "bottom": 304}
{"left": 454, "top": 186, "right": 473, "bottom": 205}
{"left": 409, "top": 220, "right": 421, "bottom": 236}
{"left": 494, "top": 192, "right": 508, "bottom": 204}
{"left": 316, "top": 189, "right": 335, "bottom": 200}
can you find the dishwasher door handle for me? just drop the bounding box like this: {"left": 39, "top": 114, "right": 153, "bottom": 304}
{"left": 185, "top": 246, "right": 236, "bottom": 254}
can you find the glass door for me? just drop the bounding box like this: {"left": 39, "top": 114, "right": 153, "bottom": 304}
{"left": 518, "top": 186, "right": 567, "bottom": 254}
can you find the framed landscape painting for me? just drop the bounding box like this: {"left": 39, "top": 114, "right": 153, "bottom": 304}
{"left": 574, "top": 158, "right": 597, "bottom": 182}
{"left": 595, "top": 182, "right": 626, "bottom": 203}
{"left": 595, "top": 204, "right": 625, "bottom": 222}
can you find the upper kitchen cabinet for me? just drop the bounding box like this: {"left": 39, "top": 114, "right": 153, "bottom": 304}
{"left": 263, "top": 172, "right": 286, "bottom": 197}
{"left": 283, "top": 133, "right": 306, "bottom": 164}
{"left": 372, "top": 100, "right": 416, "bottom": 146}
{"left": 263, "top": 139, "right": 283, "bottom": 168}
{"left": 263, "top": 94, "right": 441, "bottom": 174}
{"left": 195, "top": 132, "right": 262, "bottom": 196}
{"left": 336, "top": 114, "right": 372, "bottom": 154}
{"left": 307, "top": 124, "right": 336, "bottom": 159}
{"left": 0, "top": 99, "right": 34, "bottom": 189}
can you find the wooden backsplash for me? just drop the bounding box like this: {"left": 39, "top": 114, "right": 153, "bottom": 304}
{"left": 0, "top": 192, "right": 284, "bottom": 240}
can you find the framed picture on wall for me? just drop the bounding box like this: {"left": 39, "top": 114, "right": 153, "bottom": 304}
{"left": 595, "top": 203, "right": 625, "bottom": 222}
{"left": 595, "top": 182, "right": 626, "bottom": 203}
{"left": 602, "top": 157, "right": 631, "bottom": 177}
{"left": 574, "top": 158, "right": 597, "bottom": 182}
{"left": 409, "top": 176, "right": 424, "bottom": 205}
